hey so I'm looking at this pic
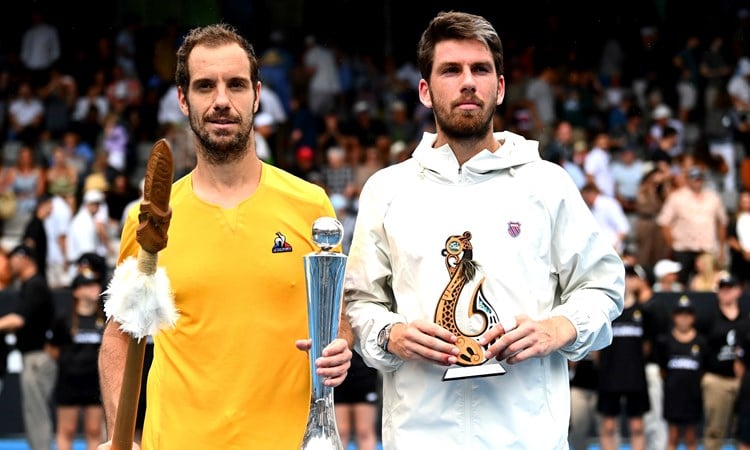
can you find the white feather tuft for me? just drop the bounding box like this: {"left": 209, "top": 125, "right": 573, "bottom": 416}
{"left": 103, "top": 256, "right": 178, "bottom": 340}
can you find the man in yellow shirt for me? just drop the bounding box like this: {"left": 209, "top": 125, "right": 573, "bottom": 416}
{"left": 97, "top": 23, "right": 352, "bottom": 450}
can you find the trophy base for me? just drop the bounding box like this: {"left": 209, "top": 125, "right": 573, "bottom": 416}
{"left": 442, "top": 362, "right": 507, "bottom": 381}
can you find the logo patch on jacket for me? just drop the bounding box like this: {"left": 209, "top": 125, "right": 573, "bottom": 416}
{"left": 507, "top": 221, "right": 521, "bottom": 237}
{"left": 272, "top": 232, "right": 293, "bottom": 253}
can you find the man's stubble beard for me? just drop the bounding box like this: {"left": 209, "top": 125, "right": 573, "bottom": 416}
{"left": 189, "top": 104, "right": 254, "bottom": 166}
{"left": 432, "top": 97, "right": 496, "bottom": 141}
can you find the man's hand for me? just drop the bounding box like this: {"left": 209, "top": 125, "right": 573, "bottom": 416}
{"left": 480, "top": 314, "right": 576, "bottom": 364}
{"left": 296, "top": 337, "right": 352, "bottom": 387}
{"left": 386, "top": 320, "right": 459, "bottom": 366}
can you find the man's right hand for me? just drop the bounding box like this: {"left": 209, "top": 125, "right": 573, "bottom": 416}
{"left": 387, "top": 320, "right": 459, "bottom": 366}
{"left": 97, "top": 440, "right": 141, "bottom": 450}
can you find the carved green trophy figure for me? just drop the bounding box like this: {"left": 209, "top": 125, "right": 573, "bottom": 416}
{"left": 300, "top": 217, "right": 346, "bottom": 450}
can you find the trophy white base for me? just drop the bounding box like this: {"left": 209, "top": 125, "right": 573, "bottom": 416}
{"left": 442, "top": 362, "right": 507, "bottom": 381}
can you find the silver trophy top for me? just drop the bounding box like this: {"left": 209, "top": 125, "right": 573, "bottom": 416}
{"left": 312, "top": 217, "right": 344, "bottom": 251}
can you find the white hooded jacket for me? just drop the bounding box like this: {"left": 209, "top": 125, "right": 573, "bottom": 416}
{"left": 344, "top": 131, "right": 624, "bottom": 449}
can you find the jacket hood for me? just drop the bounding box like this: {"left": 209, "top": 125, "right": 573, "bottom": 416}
{"left": 411, "top": 131, "right": 541, "bottom": 183}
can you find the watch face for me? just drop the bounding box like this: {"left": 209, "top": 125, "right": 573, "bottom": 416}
{"left": 377, "top": 328, "right": 387, "bottom": 347}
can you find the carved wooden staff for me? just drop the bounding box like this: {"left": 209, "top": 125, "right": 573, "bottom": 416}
{"left": 103, "top": 139, "right": 178, "bottom": 450}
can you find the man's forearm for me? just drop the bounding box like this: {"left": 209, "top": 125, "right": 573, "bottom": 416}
{"left": 99, "top": 320, "right": 131, "bottom": 439}
{"left": 337, "top": 311, "right": 354, "bottom": 349}
{"left": 0, "top": 313, "right": 23, "bottom": 332}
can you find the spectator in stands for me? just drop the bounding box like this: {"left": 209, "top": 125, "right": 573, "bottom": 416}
{"left": 647, "top": 104, "right": 685, "bottom": 159}
{"left": 46, "top": 145, "right": 80, "bottom": 199}
{"left": 21, "top": 193, "right": 53, "bottom": 279}
{"left": 0, "top": 249, "right": 12, "bottom": 397}
{"left": 610, "top": 145, "right": 646, "bottom": 215}
{"left": 105, "top": 64, "right": 142, "bottom": 116}
{"left": 316, "top": 109, "right": 347, "bottom": 156}
{"left": 259, "top": 30, "right": 294, "bottom": 116}
{"left": 38, "top": 66, "right": 77, "bottom": 141}
{"left": 583, "top": 132, "right": 616, "bottom": 198}
{"left": 19, "top": 8, "right": 61, "bottom": 89}
{"left": 7, "top": 81, "right": 44, "bottom": 146}
{"left": 657, "top": 166, "right": 728, "bottom": 286}
{"left": 44, "top": 186, "right": 74, "bottom": 289}
{"left": 734, "top": 297, "right": 750, "bottom": 450}
{"left": 253, "top": 112, "right": 276, "bottom": 164}
{"left": 704, "top": 89, "right": 738, "bottom": 199}
{"left": 50, "top": 274, "right": 106, "bottom": 450}
{"left": 303, "top": 33, "right": 342, "bottom": 117}
{"left": 385, "top": 99, "right": 418, "bottom": 149}
{"left": 151, "top": 19, "right": 180, "bottom": 90}
{"left": 597, "top": 261, "right": 652, "bottom": 450}
{"left": 581, "top": 182, "right": 631, "bottom": 255}
{"left": 688, "top": 251, "right": 730, "bottom": 292}
{"left": 354, "top": 146, "right": 385, "bottom": 197}
{"left": 114, "top": 12, "right": 141, "bottom": 79}
{"left": 727, "top": 57, "right": 750, "bottom": 155}
{"left": 105, "top": 172, "right": 137, "bottom": 232}
{"left": 10, "top": 144, "right": 47, "bottom": 219}
{"left": 320, "top": 145, "right": 355, "bottom": 199}
{"left": 702, "top": 274, "right": 748, "bottom": 450}
{"left": 653, "top": 259, "right": 685, "bottom": 293}
{"left": 568, "top": 352, "right": 600, "bottom": 450}
{"left": 700, "top": 34, "right": 733, "bottom": 114}
{"left": 0, "top": 244, "right": 57, "bottom": 450}
{"left": 286, "top": 146, "right": 320, "bottom": 183}
{"left": 635, "top": 167, "right": 672, "bottom": 271}
{"left": 728, "top": 189, "right": 750, "bottom": 289}
{"left": 72, "top": 76, "right": 109, "bottom": 126}
{"left": 542, "top": 120, "right": 575, "bottom": 164}
{"left": 653, "top": 295, "right": 708, "bottom": 450}
{"left": 625, "top": 261, "right": 668, "bottom": 450}
{"left": 284, "top": 94, "right": 318, "bottom": 169}
{"left": 346, "top": 100, "right": 389, "bottom": 150}
{"left": 525, "top": 65, "right": 558, "bottom": 147}
{"left": 66, "top": 189, "right": 109, "bottom": 280}
{"left": 99, "top": 112, "right": 130, "bottom": 182}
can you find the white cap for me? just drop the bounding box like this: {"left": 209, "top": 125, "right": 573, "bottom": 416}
{"left": 353, "top": 100, "right": 370, "bottom": 115}
{"left": 83, "top": 189, "right": 105, "bottom": 204}
{"left": 390, "top": 140, "right": 407, "bottom": 157}
{"left": 254, "top": 112, "right": 274, "bottom": 128}
{"left": 652, "top": 104, "right": 672, "bottom": 120}
{"left": 654, "top": 259, "right": 682, "bottom": 279}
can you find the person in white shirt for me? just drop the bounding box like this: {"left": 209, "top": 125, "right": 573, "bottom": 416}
{"left": 7, "top": 81, "right": 44, "bottom": 144}
{"left": 303, "top": 34, "right": 342, "bottom": 116}
{"left": 584, "top": 132, "right": 616, "bottom": 198}
{"left": 344, "top": 12, "right": 624, "bottom": 450}
{"left": 610, "top": 146, "right": 646, "bottom": 214}
{"left": 581, "top": 182, "right": 632, "bottom": 255}
{"left": 44, "top": 190, "right": 73, "bottom": 288}
{"left": 19, "top": 9, "right": 60, "bottom": 87}
{"left": 66, "top": 189, "right": 107, "bottom": 280}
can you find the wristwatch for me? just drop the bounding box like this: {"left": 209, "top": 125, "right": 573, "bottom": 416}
{"left": 377, "top": 323, "right": 394, "bottom": 353}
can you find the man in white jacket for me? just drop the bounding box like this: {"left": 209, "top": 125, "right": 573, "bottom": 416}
{"left": 344, "top": 11, "right": 625, "bottom": 450}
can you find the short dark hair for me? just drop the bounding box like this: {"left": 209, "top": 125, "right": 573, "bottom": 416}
{"left": 416, "top": 11, "right": 504, "bottom": 81}
{"left": 175, "top": 23, "right": 259, "bottom": 94}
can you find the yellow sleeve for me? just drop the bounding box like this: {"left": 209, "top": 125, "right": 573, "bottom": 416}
{"left": 117, "top": 204, "right": 142, "bottom": 264}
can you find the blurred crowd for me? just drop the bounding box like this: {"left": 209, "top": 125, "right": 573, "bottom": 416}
{"left": 2, "top": 3, "right": 750, "bottom": 448}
